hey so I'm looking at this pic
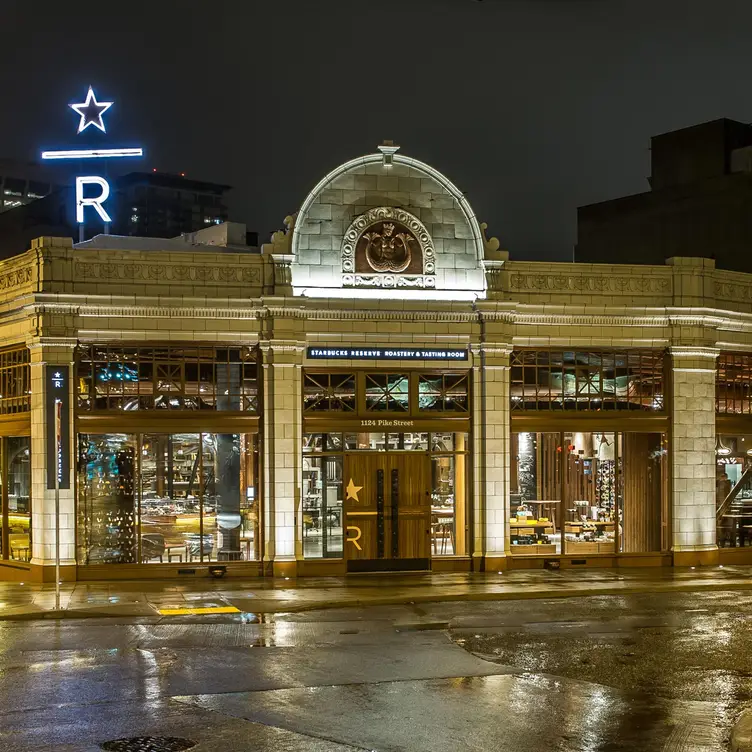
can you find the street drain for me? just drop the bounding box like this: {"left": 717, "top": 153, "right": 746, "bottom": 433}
{"left": 100, "top": 737, "right": 196, "bottom": 752}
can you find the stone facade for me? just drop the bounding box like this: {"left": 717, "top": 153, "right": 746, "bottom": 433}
{"left": 0, "top": 146, "right": 750, "bottom": 580}
{"left": 291, "top": 150, "right": 485, "bottom": 296}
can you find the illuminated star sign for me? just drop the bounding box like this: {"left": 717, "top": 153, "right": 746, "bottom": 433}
{"left": 69, "top": 87, "right": 113, "bottom": 134}
{"left": 345, "top": 478, "right": 363, "bottom": 502}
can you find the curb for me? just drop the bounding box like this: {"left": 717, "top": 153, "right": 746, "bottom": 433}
{"left": 0, "top": 605, "right": 157, "bottom": 621}
{"left": 4, "top": 579, "right": 752, "bottom": 621}
{"left": 732, "top": 707, "right": 752, "bottom": 751}
{"left": 244, "top": 579, "right": 752, "bottom": 614}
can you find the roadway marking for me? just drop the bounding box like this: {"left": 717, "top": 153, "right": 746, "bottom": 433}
{"left": 158, "top": 606, "right": 240, "bottom": 616}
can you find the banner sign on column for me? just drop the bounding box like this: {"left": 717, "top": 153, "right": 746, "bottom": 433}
{"left": 46, "top": 365, "right": 70, "bottom": 490}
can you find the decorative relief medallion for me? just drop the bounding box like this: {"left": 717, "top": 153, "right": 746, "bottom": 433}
{"left": 342, "top": 207, "right": 435, "bottom": 288}
{"left": 359, "top": 221, "right": 419, "bottom": 274}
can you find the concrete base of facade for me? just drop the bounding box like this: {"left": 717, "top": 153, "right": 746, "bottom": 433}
{"left": 508, "top": 553, "right": 672, "bottom": 570}
{"left": 271, "top": 559, "right": 298, "bottom": 579}
{"left": 0, "top": 562, "right": 266, "bottom": 582}
{"left": 719, "top": 548, "right": 752, "bottom": 565}
{"left": 0, "top": 561, "right": 77, "bottom": 583}
{"left": 5, "top": 551, "right": 726, "bottom": 582}
{"left": 478, "top": 555, "right": 510, "bottom": 573}
{"left": 672, "top": 549, "right": 720, "bottom": 567}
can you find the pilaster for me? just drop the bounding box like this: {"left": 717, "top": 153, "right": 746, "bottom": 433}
{"left": 472, "top": 343, "right": 511, "bottom": 570}
{"left": 670, "top": 345, "right": 719, "bottom": 566}
{"left": 260, "top": 339, "right": 304, "bottom": 577}
{"left": 28, "top": 338, "right": 76, "bottom": 574}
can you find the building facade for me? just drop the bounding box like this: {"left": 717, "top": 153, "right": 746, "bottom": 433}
{"left": 0, "top": 144, "right": 750, "bottom": 582}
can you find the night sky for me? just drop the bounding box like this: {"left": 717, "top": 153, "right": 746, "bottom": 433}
{"left": 2, "top": 0, "right": 750, "bottom": 260}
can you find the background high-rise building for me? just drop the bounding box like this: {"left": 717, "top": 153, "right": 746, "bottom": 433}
{"left": 0, "top": 169, "right": 237, "bottom": 258}
{"left": 576, "top": 119, "right": 752, "bottom": 272}
{"left": 112, "top": 172, "right": 231, "bottom": 238}
{"left": 0, "top": 159, "right": 64, "bottom": 212}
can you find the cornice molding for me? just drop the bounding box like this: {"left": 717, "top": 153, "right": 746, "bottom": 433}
{"left": 306, "top": 309, "right": 478, "bottom": 322}
{"left": 28, "top": 337, "right": 78, "bottom": 350}
{"left": 669, "top": 346, "right": 720, "bottom": 360}
{"left": 514, "top": 313, "right": 670, "bottom": 327}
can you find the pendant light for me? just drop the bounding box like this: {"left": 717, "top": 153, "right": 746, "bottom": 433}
{"left": 715, "top": 436, "right": 732, "bottom": 456}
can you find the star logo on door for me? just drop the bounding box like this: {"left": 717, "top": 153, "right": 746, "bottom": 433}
{"left": 345, "top": 478, "right": 362, "bottom": 502}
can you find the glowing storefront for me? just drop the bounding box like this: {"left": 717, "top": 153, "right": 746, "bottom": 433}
{"left": 0, "top": 144, "right": 741, "bottom": 580}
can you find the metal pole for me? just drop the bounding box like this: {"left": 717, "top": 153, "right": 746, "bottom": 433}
{"left": 55, "top": 398, "right": 61, "bottom": 611}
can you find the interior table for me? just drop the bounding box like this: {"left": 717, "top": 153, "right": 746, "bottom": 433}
{"left": 520, "top": 500, "right": 561, "bottom": 533}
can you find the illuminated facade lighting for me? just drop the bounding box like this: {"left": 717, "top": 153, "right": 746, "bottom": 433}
{"left": 293, "top": 287, "right": 480, "bottom": 302}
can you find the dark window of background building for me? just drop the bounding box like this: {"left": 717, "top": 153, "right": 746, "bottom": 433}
{"left": 27, "top": 181, "right": 49, "bottom": 199}
{"left": 3, "top": 178, "right": 24, "bottom": 197}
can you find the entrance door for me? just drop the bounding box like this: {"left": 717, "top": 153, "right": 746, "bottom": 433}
{"left": 344, "top": 453, "right": 430, "bottom": 572}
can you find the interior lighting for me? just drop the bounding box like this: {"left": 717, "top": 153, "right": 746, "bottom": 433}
{"left": 715, "top": 436, "right": 732, "bottom": 456}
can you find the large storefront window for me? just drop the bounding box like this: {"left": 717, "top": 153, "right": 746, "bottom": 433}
{"left": 717, "top": 354, "right": 752, "bottom": 414}
{"left": 1, "top": 436, "right": 31, "bottom": 562}
{"left": 510, "top": 349, "right": 665, "bottom": 411}
{"left": 302, "top": 431, "right": 469, "bottom": 558}
{"left": 511, "top": 431, "right": 666, "bottom": 556}
{"left": 0, "top": 347, "right": 30, "bottom": 415}
{"left": 715, "top": 435, "right": 752, "bottom": 547}
{"left": 76, "top": 345, "right": 258, "bottom": 412}
{"left": 77, "top": 433, "right": 259, "bottom": 564}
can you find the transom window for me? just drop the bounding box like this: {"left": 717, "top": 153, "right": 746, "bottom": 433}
{"left": 365, "top": 374, "right": 409, "bottom": 412}
{"left": 0, "top": 347, "right": 30, "bottom": 415}
{"left": 717, "top": 353, "right": 752, "bottom": 414}
{"left": 418, "top": 373, "right": 469, "bottom": 412}
{"left": 511, "top": 349, "right": 665, "bottom": 411}
{"left": 76, "top": 345, "right": 258, "bottom": 412}
{"left": 303, "top": 373, "right": 356, "bottom": 412}
{"left": 303, "top": 371, "right": 470, "bottom": 415}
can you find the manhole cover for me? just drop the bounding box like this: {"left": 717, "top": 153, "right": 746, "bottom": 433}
{"left": 100, "top": 738, "right": 196, "bottom": 752}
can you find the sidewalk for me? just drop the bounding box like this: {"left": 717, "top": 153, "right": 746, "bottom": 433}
{"left": 1, "top": 565, "right": 751, "bottom": 621}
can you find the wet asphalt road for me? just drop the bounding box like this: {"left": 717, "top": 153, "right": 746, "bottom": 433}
{"left": 0, "top": 590, "right": 749, "bottom": 751}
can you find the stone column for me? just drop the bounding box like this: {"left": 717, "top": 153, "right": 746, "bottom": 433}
{"left": 670, "top": 346, "right": 719, "bottom": 566}
{"left": 28, "top": 339, "right": 77, "bottom": 579}
{"left": 472, "top": 345, "right": 511, "bottom": 571}
{"left": 260, "top": 340, "right": 304, "bottom": 577}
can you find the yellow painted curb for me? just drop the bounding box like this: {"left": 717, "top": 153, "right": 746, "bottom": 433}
{"left": 158, "top": 606, "right": 240, "bottom": 616}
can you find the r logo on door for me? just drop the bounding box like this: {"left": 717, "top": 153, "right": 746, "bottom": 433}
{"left": 346, "top": 525, "right": 362, "bottom": 551}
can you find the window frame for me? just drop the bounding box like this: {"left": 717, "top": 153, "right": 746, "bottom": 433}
{"left": 303, "top": 370, "right": 471, "bottom": 417}
{"left": 75, "top": 344, "right": 259, "bottom": 413}
{"left": 510, "top": 349, "right": 666, "bottom": 412}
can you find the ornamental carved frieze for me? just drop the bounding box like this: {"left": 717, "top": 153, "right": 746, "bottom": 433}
{"left": 715, "top": 280, "right": 752, "bottom": 303}
{"left": 341, "top": 207, "right": 435, "bottom": 288}
{"left": 508, "top": 273, "right": 671, "bottom": 295}
{"left": 0, "top": 266, "right": 33, "bottom": 292}
{"left": 74, "top": 262, "right": 261, "bottom": 285}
